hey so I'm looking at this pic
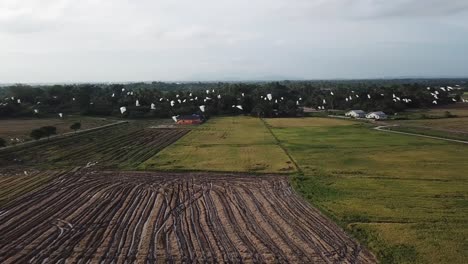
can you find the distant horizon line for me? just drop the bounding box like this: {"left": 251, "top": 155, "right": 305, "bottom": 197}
{"left": 1, "top": 76, "right": 468, "bottom": 86}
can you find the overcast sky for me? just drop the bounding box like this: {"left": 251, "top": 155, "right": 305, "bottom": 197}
{"left": 1, "top": 0, "right": 468, "bottom": 83}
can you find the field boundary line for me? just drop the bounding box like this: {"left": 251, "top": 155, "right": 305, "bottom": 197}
{"left": 0, "top": 120, "right": 128, "bottom": 151}
{"left": 260, "top": 118, "right": 303, "bottom": 174}
{"left": 374, "top": 125, "right": 468, "bottom": 144}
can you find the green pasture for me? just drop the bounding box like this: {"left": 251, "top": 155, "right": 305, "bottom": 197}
{"left": 265, "top": 117, "right": 468, "bottom": 264}
{"left": 140, "top": 116, "right": 295, "bottom": 173}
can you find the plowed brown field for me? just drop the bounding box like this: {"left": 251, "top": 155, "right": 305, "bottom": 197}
{"left": 0, "top": 170, "right": 375, "bottom": 263}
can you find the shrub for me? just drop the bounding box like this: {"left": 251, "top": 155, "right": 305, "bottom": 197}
{"left": 70, "top": 122, "right": 81, "bottom": 133}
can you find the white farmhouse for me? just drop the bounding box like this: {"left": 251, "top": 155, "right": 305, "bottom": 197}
{"left": 366, "top": 111, "right": 388, "bottom": 120}
{"left": 345, "top": 110, "right": 366, "bottom": 118}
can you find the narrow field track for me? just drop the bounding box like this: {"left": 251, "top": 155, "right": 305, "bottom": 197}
{"left": 0, "top": 170, "right": 376, "bottom": 263}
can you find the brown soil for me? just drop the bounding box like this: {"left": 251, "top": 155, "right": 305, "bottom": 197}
{"left": 0, "top": 170, "right": 376, "bottom": 263}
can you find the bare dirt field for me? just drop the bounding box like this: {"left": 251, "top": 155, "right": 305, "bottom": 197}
{"left": 0, "top": 125, "right": 190, "bottom": 169}
{"left": 0, "top": 117, "right": 114, "bottom": 145}
{"left": 0, "top": 170, "right": 375, "bottom": 263}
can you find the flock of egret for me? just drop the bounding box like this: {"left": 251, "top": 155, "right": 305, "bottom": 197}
{"left": 1, "top": 84, "right": 466, "bottom": 122}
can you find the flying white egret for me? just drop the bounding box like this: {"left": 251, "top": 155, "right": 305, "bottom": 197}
{"left": 151, "top": 103, "right": 156, "bottom": 110}
{"left": 330, "top": 91, "right": 334, "bottom": 96}
{"left": 172, "top": 116, "right": 178, "bottom": 122}
{"left": 170, "top": 100, "right": 175, "bottom": 107}
{"left": 432, "top": 100, "right": 438, "bottom": 104}
{"left": 58, "top": 113, "right": 63, "bottom": 118}
{"left": 267, "top": 94, "right": 273, "bottom": 101}
{"left": 176, "top": 94, "right": 179, "bottom": 98}
{"left": 345, "top": 98, "right": 349, "bottom": 102}
{"left": 189, "top": 93, "right": 192, "bottom": 97}
{"left": 177, "top": 99, "right": 181, "bottom": 104}
{"left": 112, "top": 93, "right": 115, "bottom": 97}
{"left": 34, "top": 109, "right": 39, "bottom": 114}
{"left": 452, "top": 98, "right": 457, "bottom": 102}
{"left": 241, "top": 93, "right": 245, "bottom": 97}
{"left": 17, "top": 99, "right": 21, "bottom": 103}
{"left": 367, "top": 94, "right": 371, "bottom": 99}
{"left": 160, "top": 98, "right": 164, "bottom": 101}
{"left": 120, "top": 107, "right": 127, "bottom": 114}
{"left": 183, "top": 99, "right": 186, "bottom": 103}
{"left": 236, "top": 105, "right": 243, "bottom": 110}
{"left": 217, "top": 94, "right": 221, "bottom": 99}
{"left": 122, "top": 88, "right": 125, "bottom": 92}
{"left": 206, "top": 90, "right": 210, "bottom": 94}
{"left": 199, "top": 105, "right": 205, "bottom": 112}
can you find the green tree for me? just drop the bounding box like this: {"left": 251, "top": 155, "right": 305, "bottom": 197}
{"left": 70, "top": 122, "right": 81, "bottom": 133}
{"left": 40, "top": 126, "right": 57, "bottom": 141}
{"left": 30, "top": 129, "right": 46, "bottom": 140}
{"left": 0, "top": 137, "right": 6, "bottom": 147}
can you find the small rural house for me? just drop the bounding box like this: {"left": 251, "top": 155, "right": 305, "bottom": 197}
{"left": 345, "top": 110, "right": 366, "bottom": 118}
{"left": 177, "top": 114, "right": 204, "bottom": 125}
{"left": 366, "top": 111, "right": 388, "bottom": 120}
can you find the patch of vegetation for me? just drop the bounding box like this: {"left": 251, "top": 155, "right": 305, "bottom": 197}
{"left": 141, "top": 116, "right": 295, "bottom": 173}
{"left": 267, "top": 117, "right": 468, "bottom": 264}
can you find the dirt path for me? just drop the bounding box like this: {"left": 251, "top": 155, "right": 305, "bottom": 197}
{"left": 0, "top": 170, "right": 376, "bottom": 263}
{"left": 374, "top": 125, "right": 468, "bottom": 144}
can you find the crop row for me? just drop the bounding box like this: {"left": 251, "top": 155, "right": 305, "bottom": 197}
{"left": 0, "top": 170, "right": 375, "bottom": 263}
{"left": 0, "top": 125, "right": 190, "bottom": 169}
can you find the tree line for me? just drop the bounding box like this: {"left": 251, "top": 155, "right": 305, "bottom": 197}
{"left": 0, "top": 79, "right": 466, "bottom": 119}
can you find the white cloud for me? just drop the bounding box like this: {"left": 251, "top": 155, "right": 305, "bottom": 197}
{"left": 0, "top": 0, "right": 467, "bottom": 82}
